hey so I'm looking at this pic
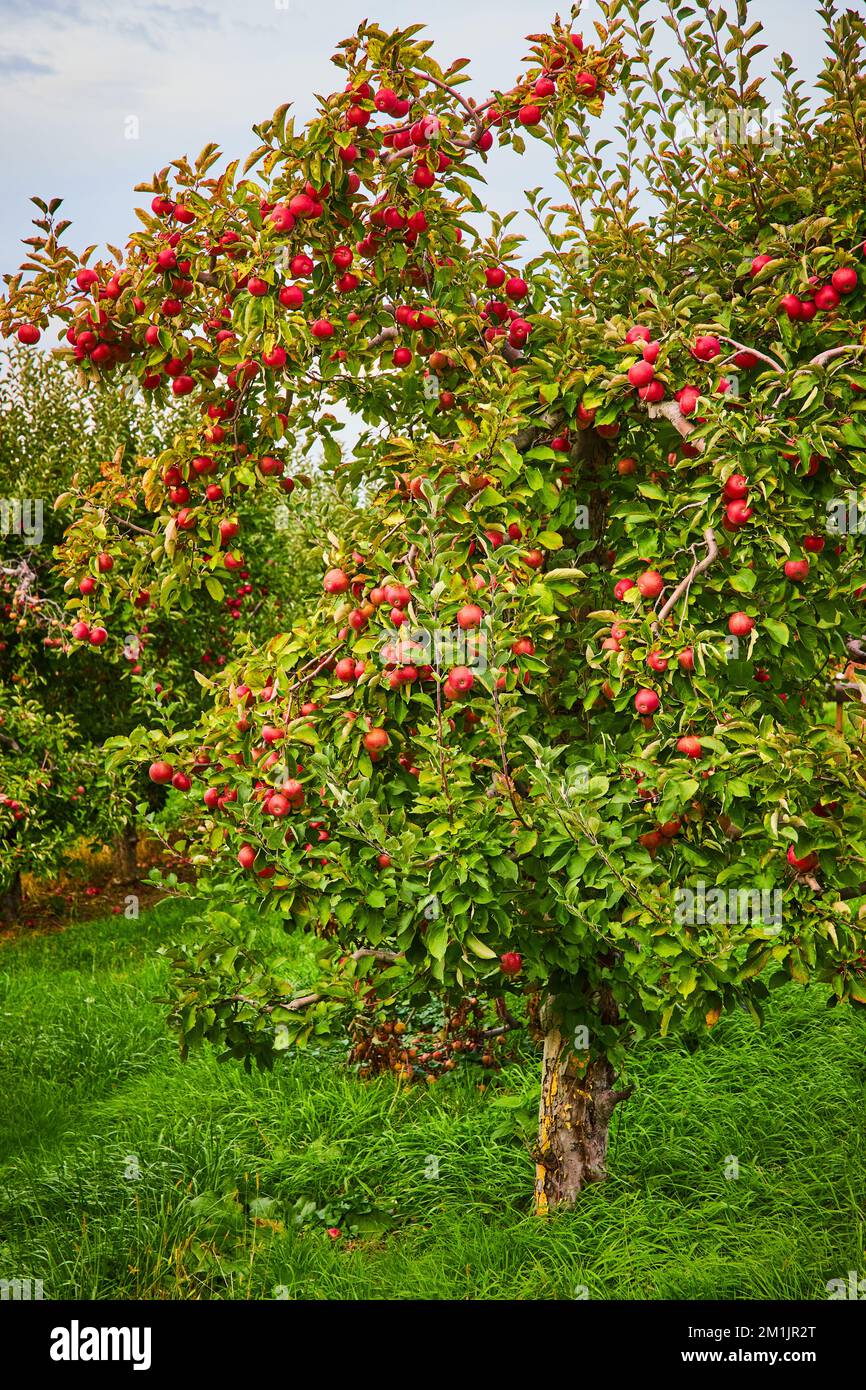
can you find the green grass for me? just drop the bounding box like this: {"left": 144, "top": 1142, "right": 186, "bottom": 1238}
{"left": 1, "top": 901, "right": 864, "bottom": 1300}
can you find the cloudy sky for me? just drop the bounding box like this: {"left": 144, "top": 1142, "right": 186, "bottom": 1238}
{"left": 0, "top": 0, "right": 824, "bottom": 279}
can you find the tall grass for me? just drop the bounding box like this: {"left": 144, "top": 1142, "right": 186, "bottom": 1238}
{"left": 1, "top": 901, "right": 863, "bottom": 1299}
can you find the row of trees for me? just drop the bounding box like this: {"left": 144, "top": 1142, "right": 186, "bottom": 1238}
{"left": 2, "top": 0, "right": 866, "bottom": 1207}
{"left": 0, "top": 347, "right": 346, "bottom": 918}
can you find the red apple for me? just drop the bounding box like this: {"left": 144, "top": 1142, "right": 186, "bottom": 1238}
{"left": 323, "top": 568, "right": 350, "bottom": 594}
{"left": 676, "top": 736, "right": 702, "bottom": 758}
{"left": 456, "top": 604, "right": 484, "bottom": 629}
{"left": 787, "top": 844, "right": 818, "bottom": 873}
{"left": 634, "top": 689, "right": 659, "bottom": 715}
{"left": 636, "top": 569, "right": 664, "bottom": 599}
{"left": 363, "top": 728, "right": 390, "bottom": 753}
{"left": 784, "top": 558, "right": 809, "bottom": 581}
{"left": 723, "top": 473, "right": 748, "bottom": 500}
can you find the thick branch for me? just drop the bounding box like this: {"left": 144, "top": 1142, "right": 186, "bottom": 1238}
{"left": 717, "top": 335, "right": 785, "bottom": 374}
{"left": 645, "top": 398, "right": 703, "bottom": 446}
{"left": 809, "top": 345, "right": 866, "bottom": 369}
{"left": 654, "top": 526, "right": 719, "bottom": 626}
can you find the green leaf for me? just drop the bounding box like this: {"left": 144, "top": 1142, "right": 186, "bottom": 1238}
{"left": 763, "top": 618, "right": 789, "bottom": 645}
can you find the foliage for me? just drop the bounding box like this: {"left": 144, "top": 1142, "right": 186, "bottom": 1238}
{"left": 0, "top": 346, "right": 346, "bottom": 908}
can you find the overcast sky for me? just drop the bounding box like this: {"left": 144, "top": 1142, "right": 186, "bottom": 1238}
{"left": 0, "top": 0, "right": 824, "bottom": 282}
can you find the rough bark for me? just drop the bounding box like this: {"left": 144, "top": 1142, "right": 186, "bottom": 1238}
{"left": 116, "top": 820, "right": 139, "bottom": 882}
{"left": 534, "top": 1003, "right": 631, "bottom": 1212}
{"left": 0, "top": 870, "right": 23, "bottom": 927}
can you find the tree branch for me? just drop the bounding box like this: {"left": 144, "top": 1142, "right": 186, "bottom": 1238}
{"left": 717, "top": 335, "right": 785, "bottom": 374}
{"left": 645, "top": 398, "right": 702, "bottom": 446}
{"left": 654, "top": 526, "right": 719, "bottom": 626}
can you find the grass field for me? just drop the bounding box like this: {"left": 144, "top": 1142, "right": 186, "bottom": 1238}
{"left": 1, "top": 899, "right": 864, "bottom": 1300}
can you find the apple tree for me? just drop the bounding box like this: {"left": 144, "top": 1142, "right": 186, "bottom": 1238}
{"left": 4, "top": 0, "right": 866, "bottom": 1207}
{"left": 0, "top": 344, "right": 342, "bottom": 911}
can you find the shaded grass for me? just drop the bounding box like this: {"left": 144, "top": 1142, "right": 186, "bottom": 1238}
{"left": 0, "top": 901, "right": 864, "bottom": 1299}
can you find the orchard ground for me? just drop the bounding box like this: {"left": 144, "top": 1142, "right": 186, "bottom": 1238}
{"left": 1, "top": 897, "right": 864, "bottom": 1300}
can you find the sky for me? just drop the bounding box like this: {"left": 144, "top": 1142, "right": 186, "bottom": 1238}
{"left": 0, "top": 0, "right": 825, "bottom": 285}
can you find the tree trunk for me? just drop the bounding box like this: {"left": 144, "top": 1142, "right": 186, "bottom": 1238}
{"left": 534, "top": 1016, "right": 629, "bottom": 1213}
{"left": 116, "top": 821, "right": 138, "bottom": 882}
{"left": 0, "top": 870, "right": 23, "bottom": 927}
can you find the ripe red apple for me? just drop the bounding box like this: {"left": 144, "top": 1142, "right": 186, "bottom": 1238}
{"left": 279, "top": 284, "right": 304, "bottom": 309}
{"left": 363, "top": 728, "right": 390, "bottom": 753}
{"left": 96, "top": 552, "right": 113, "bottom": 573}
{"left": 449, "top": 666, "right": 474, "bottom": 694}
{"left": 323, "top": 568, "right": 349, "bottom": 594}
{"left": 335, "top": 657, "right": 358, "bottom": 681}
{"left": 500, "top": 951, "right": 523, "bottom": 976}
{"left": 723, "top": 473, "right": 748, "bottom": 500}
{"left": 678, "top": 647, "right": 695, "bottom": 672}
{"left": 647, "top": 651, "right": 668, "bottom": 672}
{"left": 149, "top": 760, "right": 174, "bottom": 784}
{"left": 787, "top": 844, "right": 818, "bottom": 873}
{"left": 634, "top": 689, "right": 659, "bottom": 715}
{"left": 456, "top": 604, "right": 484, "bottom": 629}
{"left": 511, "top": 637, "right": 535, "bottom": 656}
{"left": 784, "top": 558, "right": 809, "bottom": 581}
{"left": 638, "top": 380, "right": 665, "bottom": 403}
{"left": 814, "top": 285, "right": 839, "bottom": 312}
{"left": 17, "top": 323, "right": 40, "bottom": 345}
{"left": 171, "top": 772, "right": 192, "bottom": 791}
{"left": 636, "top": 569, "right": 664, "bottom": 599}
{"left": 377, "top": 852, "right": 392, "bottom": 869}
{"left": 79, "top": 577, "right": 96, "bottom": 595}
{"left": 310, "top": 319, "right": 334, "bottom": 339}
{"left": 750, "top": 254, "right": 772, "bottom": 277}
{"left": 393, "top": 347, "right": 413, "bottom": 367}
{"left": 693, "top": 334, "right": 721, "bottom": 361}
{"left": 238, "top": 844, "right": 256, "bottom": 870}
{"left": 728, "top": 612, "right": 754, "bottom": 636}
{"left": 89, "top": 626, "right": 108, "bottom": 646}
{"left": 725, "top": 500, "right": 753, "bottom": 527}
{"left": 639, "top": 830, "right": 663, "bottom": 852}
{"left": 676, "top": 386, "right": 700, "bottom": 416}
{"left": 518, "top": 104, "right": 542, "bottom": 127}
{"left": 676, "top": 736, "right": 702, "bottom": 758}
{"left": 831, "top": 266, "right": 857, "bottom": 295}
{"left": 803, "top": 535, "right": 825, "bottom": 553}
{"left": 628, "top": 360, "right": 655, "bottom": 388}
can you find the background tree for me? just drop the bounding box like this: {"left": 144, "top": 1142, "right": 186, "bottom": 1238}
{"left": 0, "top": 345, "right": 346, "bottom": 914}
{"left": 3, "top": 0, "right": 866, "bottom": 1208}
